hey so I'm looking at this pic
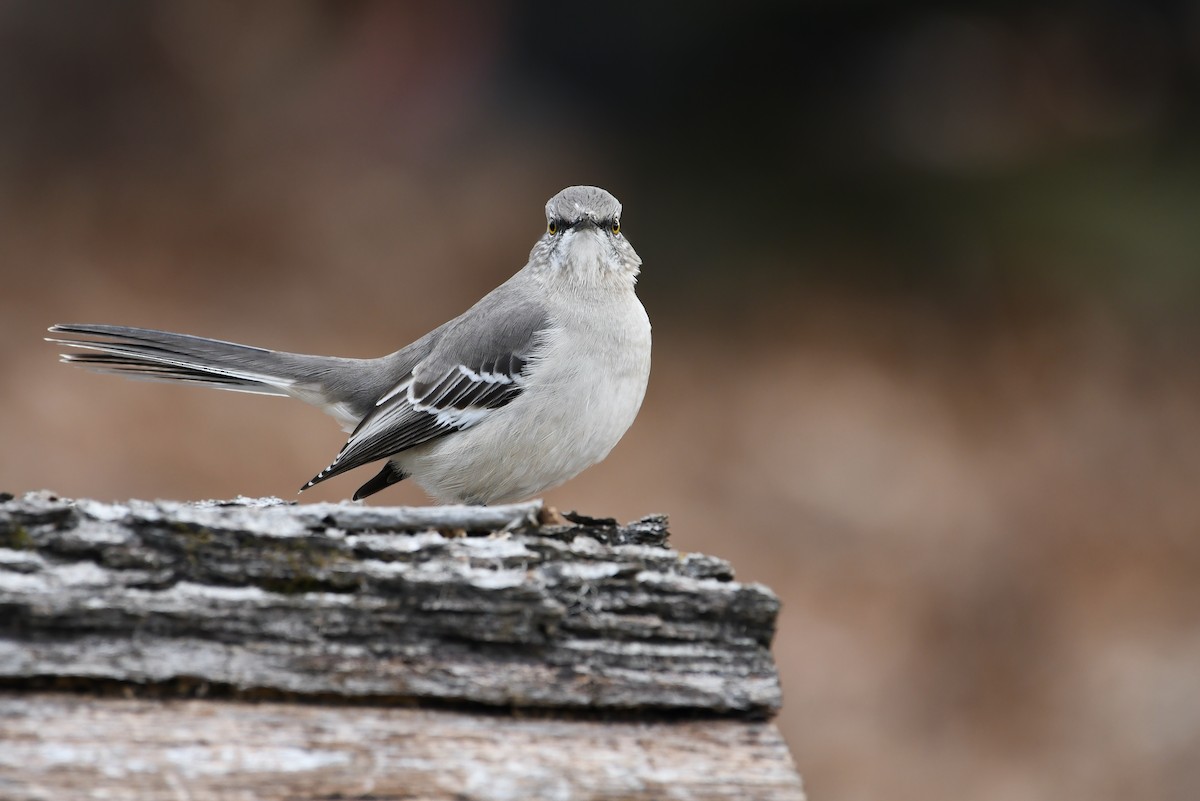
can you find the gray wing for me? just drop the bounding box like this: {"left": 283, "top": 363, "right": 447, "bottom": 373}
{"left": 303, "top": 286, "right": 551, "bottom": 491}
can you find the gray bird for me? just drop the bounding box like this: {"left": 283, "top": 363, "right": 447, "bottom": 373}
{"left": 48, "top": 186, "right": 652, "bottom": 504}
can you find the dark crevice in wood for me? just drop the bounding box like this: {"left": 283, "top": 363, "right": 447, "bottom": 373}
{"left": 1, "top": 492, "right": 782, "bottom": 718}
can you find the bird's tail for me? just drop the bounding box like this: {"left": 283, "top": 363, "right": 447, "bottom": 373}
{"left": 47, "top": 323, "right": 321, "bottom": 394}
{"left": 46, "top": 324, "right": 377, "bottom": 429}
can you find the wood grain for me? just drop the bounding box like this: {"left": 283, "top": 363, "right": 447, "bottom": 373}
{"left": 0, "top": 493, "right": 780, "bottom": 714}
{"left": 0, "top": 493, "right": 801, "bottom": 799}
{"left": 0, "top": 693, "right": 806, "bottom": 800}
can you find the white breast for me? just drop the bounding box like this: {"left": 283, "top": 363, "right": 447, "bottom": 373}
{"left": 398, "top": 290, "right": 652, "bottom": 504}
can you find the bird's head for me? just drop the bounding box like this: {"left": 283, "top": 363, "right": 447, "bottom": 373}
{"left": 531, "top": 186, "right": 642, "bottom": 287}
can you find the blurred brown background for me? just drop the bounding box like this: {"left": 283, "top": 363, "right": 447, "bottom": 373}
{"left": 3, "top": 2, "right": 1199, "bottom": 799}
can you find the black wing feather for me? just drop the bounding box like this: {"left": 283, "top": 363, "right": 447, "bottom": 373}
{"left": 302, "top": 358, "right": 529, "bottom": 490}
{"left": 300, "top": 281, "right": 549, "bottom": 493}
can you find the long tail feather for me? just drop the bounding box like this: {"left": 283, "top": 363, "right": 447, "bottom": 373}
{"left": 48, "top": 322, "right": 419, "bottom": 441}
{"left": 47, "top": 324, "right": 301, "bottom": 396}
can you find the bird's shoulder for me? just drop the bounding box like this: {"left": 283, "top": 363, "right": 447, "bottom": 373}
{"left": 417, "top": 272, "right": 553, "bottom": 382}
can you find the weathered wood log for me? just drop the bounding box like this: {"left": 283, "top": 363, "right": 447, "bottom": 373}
{"left": 0, "top": 491, "right": 779, "bottom": 713}
{"left": 0, "top": 491, "right": 803, "bottom": 800}
{"left": 0, "top": 694, "right": 804, "bottom": 801}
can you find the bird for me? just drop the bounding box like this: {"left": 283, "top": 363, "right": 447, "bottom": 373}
{"left": 48, "top": 185, "right": 651, "bottom": 505}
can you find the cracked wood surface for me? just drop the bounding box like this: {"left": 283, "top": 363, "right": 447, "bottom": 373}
{"left": 0, "top": 492, "right": 781, "bottom": 715}
{"left": 0, "top": 492, "right": 801, "bottom": 800}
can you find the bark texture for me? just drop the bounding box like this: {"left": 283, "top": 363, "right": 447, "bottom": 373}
{"left": 0, "top": 492, "right": 801, "bottom": 800}
{"left": 0, "top": 492, "right": 780, "bottom": 714}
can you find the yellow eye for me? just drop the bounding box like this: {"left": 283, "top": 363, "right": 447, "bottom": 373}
{"left": 547, "top": 220, "right": 558, "bottom": 235}
{"left": 610, "top": 220, "right": 621, "bottom": 235}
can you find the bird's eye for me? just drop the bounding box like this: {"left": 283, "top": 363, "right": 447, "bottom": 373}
{"left": 547, "top": 219, "right": 558, "bottom": 235}
{"left": 610, "top": 220, "right": 621, "bottom": 235}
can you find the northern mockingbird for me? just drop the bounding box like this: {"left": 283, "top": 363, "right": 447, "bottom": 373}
{"left": 48, "top": 185, "right": 651, "bottom": 504}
